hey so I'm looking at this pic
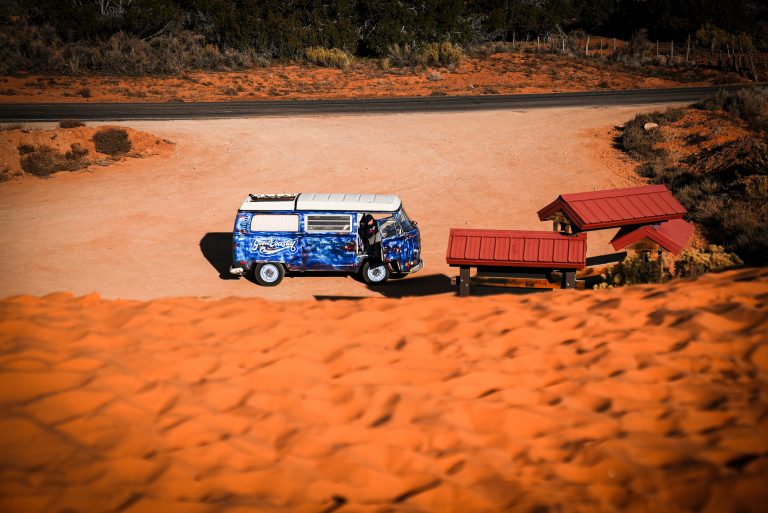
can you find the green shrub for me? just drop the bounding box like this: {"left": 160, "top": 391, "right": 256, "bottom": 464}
{"left": 305, "top": 47, "right": 352, "bottom": 70}
{"left": 59, "top": 120, "right": 85, "bottom": 128}
{"left": 674, "top": 245, "right": 743, "bottom": 278}
{"left": 600, "top": 252, "right": 672, "bottom": 286}
{"left": 20, "top": 145, "right": 88, "bottom": 177}
{"left": 92, "top": 128, "right": 131, "bottom": 155}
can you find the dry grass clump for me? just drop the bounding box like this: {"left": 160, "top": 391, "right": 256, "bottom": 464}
{"left": 20, "top": 144, "right": 90, "bottom": 177}
{"left": 466, "top": 41, "right": 512, "bottom": 57}
{"left": 92, "top": 128, "right": 131, "bottom": 155}
{"left": 386, "top": 42, "right": 463, "bottom": 68}
{"left": 305, "top": 47, "right": 352, "bottom": 70}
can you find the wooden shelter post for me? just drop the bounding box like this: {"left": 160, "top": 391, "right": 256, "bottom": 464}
{"left": 561, "top": 270, "right": 576, "bottom": 289}
{"left": 459, "top": 266, "right": 471, "bottom": 297}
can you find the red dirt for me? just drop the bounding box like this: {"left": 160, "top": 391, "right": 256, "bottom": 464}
{"left": 0, "top": 106, "right": 668, "bottom": 301}
{"left": 0, "top": 125, "right": 173, "bottom": 179}
{"left": 0, "top": 52, "right": 748, "bottom": 104}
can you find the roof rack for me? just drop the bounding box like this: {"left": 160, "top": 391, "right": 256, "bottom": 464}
{"left": 248, "top": 194, "right": 298, "bottom": 202}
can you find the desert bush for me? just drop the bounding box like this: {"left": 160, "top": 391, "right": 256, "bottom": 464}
{"left": 386, "top": 42, "right": 463, "bottom": 68}
{"left": 625, "top": 29, "right": 651, "bottom": 58}
{"left": 20, "top": 145, "right": 88, "bottom": 177}
{"left": 305, "top": 47, "right": 352, "bottom": 70}
{"left": 744, "top": 175, "right": 768, "bottom": 201}
{"left": 65, "top": 143, "right": 89, "bottom": 160}
{"left": 423, "top": 42, "right": 463, "bottom": 67}
{"left": 620, "top": 113, "right": 666, "bottom": 160}
{"left": 701, "top": 200, "right": 768, "bottom": 265}
{"left": 0, "top": 165, "right": 12, "bottom": 182}
{"left": 17, "top": 144, "right": 35, "bottom": 155}
{"left": 78, "top": 88, "right": 92, "bottom": 98}
{"left": 600, "top": 251, "right": 672, "bottom": 286}
{"left": 467, "top": 41, "right": 511, "bottom": 57}
{"left": 696, "top": 88, "right": 768, "bottom": 131}
{"left": 635, "top": 158, "right": 675, "bottom": 180}
{"left": 0, "top": 19, "right": 268, "bottom": 75}
{"left": 387, "top": 44, "right": 422, "bottom": 67}
{"left": 600, "top": 244, "right": 743, "bottom": 287}
{"left": 59, "top": 120, "right": 85, "bottom": 128}
{"left": 92, "top": 128, "right": 131, "bottom": 155}
{"left": 674, "top": 245, "right": 743, "bottom": 278}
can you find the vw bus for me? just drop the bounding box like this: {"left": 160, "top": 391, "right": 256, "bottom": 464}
{"left": 229, "top": 193, "right": 423, "bottom": 286}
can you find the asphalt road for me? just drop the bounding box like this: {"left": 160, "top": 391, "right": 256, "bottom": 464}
{"left": 0, "top": 84, "right": 760, "bottom": 121}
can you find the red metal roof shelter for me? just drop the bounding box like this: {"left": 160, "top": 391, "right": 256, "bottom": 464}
{"left": 446, "top": 229, "right": 586, "bottom": 269}
{"left": 610, "top": 218, "right": 695, "bottom": 255}
{"left": 537, "top": 184, "right": 687, "bottom": 231}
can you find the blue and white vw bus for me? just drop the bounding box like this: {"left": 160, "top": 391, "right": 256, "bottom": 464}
{"left": 229, "top": 193, "right": 423, "bottom": 286}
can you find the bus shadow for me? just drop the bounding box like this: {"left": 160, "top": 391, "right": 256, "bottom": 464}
{"left": 200, "top": 232, "right": 239, "bottom": 280}
{"left": 366, "top": 273, "right": 453, "bottom": 298}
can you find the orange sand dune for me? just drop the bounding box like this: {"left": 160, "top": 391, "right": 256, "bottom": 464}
{"left": 1, "top": 268, "right": 767, "bottom": 513}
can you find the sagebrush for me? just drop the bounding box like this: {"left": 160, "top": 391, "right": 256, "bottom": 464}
{"left": 20, "top": 144, "right": 89, "bottom": 177}
{"left": 92, "top": 128, "right": 132, "bottom": 155}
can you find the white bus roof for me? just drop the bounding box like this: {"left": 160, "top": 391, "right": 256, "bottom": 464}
{"left": 239, "top": 193, "right": 402, "bottom": 212}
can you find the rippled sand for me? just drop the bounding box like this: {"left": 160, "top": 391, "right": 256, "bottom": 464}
{"left": 1, "top": 268, "right": 767, "bottom": 513}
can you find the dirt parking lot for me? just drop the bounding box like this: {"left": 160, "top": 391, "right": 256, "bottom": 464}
{"left": 0, "top": 105, "right": 670, "bottom": 300}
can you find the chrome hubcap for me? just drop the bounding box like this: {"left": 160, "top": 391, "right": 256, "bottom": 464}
{"left": 367, "top": 265, "right": 385, "bottom": 281}
{"left": 260, "top": 266, "right": 278, "bottom": 282}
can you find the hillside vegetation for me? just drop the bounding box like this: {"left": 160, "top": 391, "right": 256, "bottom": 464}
{"left": 619, "top": 88, "right": 768, "bottom": 266}
{"left": 1, "top": 1, "right": 765, "bottom": 78}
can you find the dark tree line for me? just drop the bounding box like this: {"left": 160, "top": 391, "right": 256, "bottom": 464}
{"left": 3, "top": 0, "right": 766, "bottom": 58}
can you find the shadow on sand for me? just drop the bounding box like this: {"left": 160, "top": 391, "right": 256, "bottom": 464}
{"left": 200, "top": 232, "right": 239, "bottom": 280}
{"left": 365, "top": 273, "right": 454, "bottom": 298}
